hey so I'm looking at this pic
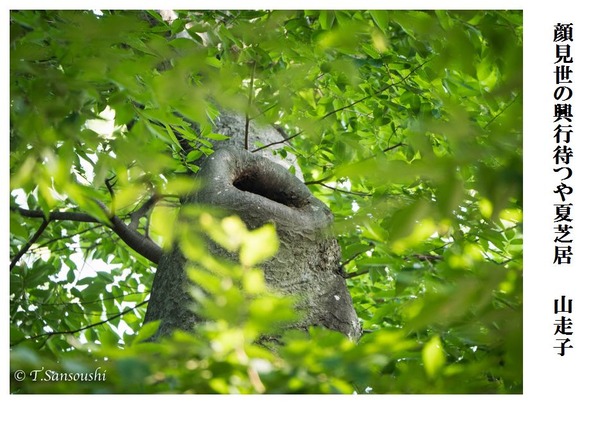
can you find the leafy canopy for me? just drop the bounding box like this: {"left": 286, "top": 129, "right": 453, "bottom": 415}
{"left": 10, "top": 10, "right": 522, "bottom": 393}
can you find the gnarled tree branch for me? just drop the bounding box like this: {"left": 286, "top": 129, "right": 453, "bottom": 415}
{"left": 12, "top": 207, "right": 100, "bottom": 223}
{"left": 11, "top": 205, "right": 163, "bottom": 264}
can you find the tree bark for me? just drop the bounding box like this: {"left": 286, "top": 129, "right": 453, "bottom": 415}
{"left": 144, "top": 113, "right": 361, "bottom": 340}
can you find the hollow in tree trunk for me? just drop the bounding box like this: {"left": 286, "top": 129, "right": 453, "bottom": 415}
{"left": 144, "top": 113, "right": 361, "bottom": 341}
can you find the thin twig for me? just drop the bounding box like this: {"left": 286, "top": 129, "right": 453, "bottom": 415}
{"left": 412, "top": 254, "right": 442, "bottom": 262}
{"left": 249, "top": 102, "right": 278, "bottom": 121}
{"left": 129, "top": 193, "right": 161, "bottom": 231}
{"left": 380, "top": 142, "right": 407, "bottom": 154}
{"left": 244, "top": 61, "right": 257, "bottom": 151}
{"left": 36, "top": 289, "right": 150, "bottom": 307}
{"left": 10, "top": 300, "right": 149, "bottom": 347}
{"left": 386, "top": 123, "right": 399, "bottom": 148}
{"left": 254, "top": 60, "right": 430, "bottom": 156}
{"left": 341, "top": 244, "right": 374, "bottom": 267}
{"left": 10, "top": 219, "right": 50, "bottom": 270}
{"left": 343, "top": 270, "right": 369, "bottom": 279}
{"left": 304, "top": 141, "right": 406, "bottom": 186}
{"left": 33, "top": 224, "right": 104, "bottom": 250}
{"left": 484, "top": 92, "right": 521, "bottom": 130}
{"left": 320, "top": 58, "right": 432, "bottom": 121}
{"left": 252, "top": 130, "right": 302, "bottom": 153}
{"left": 105, "top": 177, "right": 116, "bottom": 215}
{"left": 314, "top": 181, "right": 372, "bottom": 197}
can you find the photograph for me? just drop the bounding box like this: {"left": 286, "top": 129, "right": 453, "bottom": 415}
{"left": 4, "top": 2, "right": 597, "bottom": 432}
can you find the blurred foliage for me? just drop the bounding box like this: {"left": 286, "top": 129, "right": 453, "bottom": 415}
{"left": 10, "top": 10, "right": 522, "bottom": 393}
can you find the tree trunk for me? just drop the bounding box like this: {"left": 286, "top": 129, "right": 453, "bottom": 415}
{"left": 144, "top": 113, "right": 361, "bottom": 340}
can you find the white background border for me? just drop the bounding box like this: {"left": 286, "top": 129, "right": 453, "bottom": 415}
{"left": 3, "top": 1, "right": 599, "bottom": 431}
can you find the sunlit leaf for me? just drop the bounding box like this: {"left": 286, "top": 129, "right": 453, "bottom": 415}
{"left": 132, "top": 321, "right": 161, "bottom": 345}
{"left": 239, "top": 224, "right": 279, "bottom": 267}
{"left": 422, "top": 334, "right": 446, "bottom": 378}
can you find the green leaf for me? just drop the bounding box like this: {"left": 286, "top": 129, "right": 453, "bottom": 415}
{"left": 186, "top": 150, "right": 203, "bottom": 162}
{"left": 369, "top": 11, "right": 389, "bottom": 33}
{"left": 422, "top": 335, "right": 446, "bottom": 378}
{"left": 132, "top": 320, "right": 161, "bottom": 345}
{"left": 239, "top": 224, "right": 279, "bottom": 267}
